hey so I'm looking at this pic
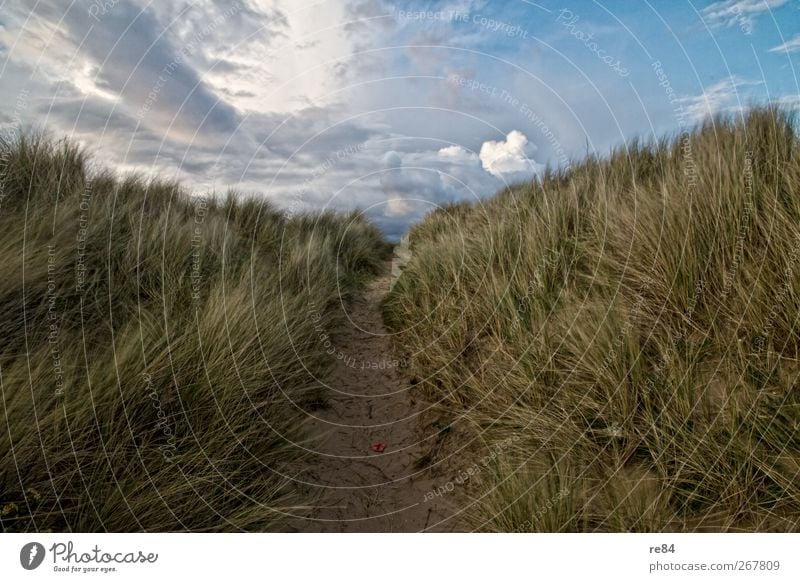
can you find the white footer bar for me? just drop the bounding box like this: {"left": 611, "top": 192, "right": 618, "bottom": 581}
{"left": 1, "top": 533, "right": 797, "bottom": 581}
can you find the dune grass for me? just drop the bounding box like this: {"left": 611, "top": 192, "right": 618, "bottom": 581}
{"left": 385, "top": 107, "right": 800, "bottom": 532}
{"left": 0, "top": 133, "right": 387, "bottom": 531}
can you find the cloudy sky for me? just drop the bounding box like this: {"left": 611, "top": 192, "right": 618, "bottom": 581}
{"left": 1, "top": 0, "right": 798, "bottom": 237}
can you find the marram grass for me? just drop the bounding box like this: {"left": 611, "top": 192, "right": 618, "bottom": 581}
{"left": 385, "top": 107, "right": 800, "bottom": 532}
{"left": 0, "top": 133, "right": 387, "bottom": 532}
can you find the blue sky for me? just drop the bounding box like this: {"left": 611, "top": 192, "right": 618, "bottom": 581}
{"left": 0, "top": 0, "right": 798, "bottom": 237}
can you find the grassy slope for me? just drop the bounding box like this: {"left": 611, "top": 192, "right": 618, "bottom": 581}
{"left": 0, "top": 134, "right": 387, "bottom": 531}
{"left": 386, "top": 108, "right": 800, "bottom": 532}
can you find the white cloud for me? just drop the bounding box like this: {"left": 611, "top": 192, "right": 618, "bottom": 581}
{"left": 679, "top": 77, "right": 763, "bottom": 122}
{"left": 385, "top": 197, "right": 414, "bottom": 217}
{"left": 700, "top": 0, "right": 788, "bottom": 31}
{"left": 774, "top": 95, "right": 800, "bottom": 109}
{"left": 479, "top": 130, "right": 543, "bottom": 179}
{"left": 373, "top": 143, "right": 498, "bottom": 224}
{"left": 769, "top": 35, "right": 800, "bottom": 54}
{"left": 438, "top": 144, "right": 478, "bottom": 162}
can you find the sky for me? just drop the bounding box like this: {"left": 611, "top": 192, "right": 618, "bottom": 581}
{"left": 0, "top": 0, "right": 798, "bottom": 238}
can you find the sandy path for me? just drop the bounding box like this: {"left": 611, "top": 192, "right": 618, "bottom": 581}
{"left": 291, "top": 261, "right": 458, "bottom": 532}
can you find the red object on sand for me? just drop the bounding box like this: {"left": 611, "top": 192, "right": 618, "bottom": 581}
{"left": 371, "top": 442, "right": 387, "bottom": 453}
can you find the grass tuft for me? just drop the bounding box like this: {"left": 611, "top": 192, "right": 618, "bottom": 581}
{"left": 386, "top": 107, "right": 800, "bottom": 532}
{"left": 0, "top": 133, "right": 386, "bottom": 532}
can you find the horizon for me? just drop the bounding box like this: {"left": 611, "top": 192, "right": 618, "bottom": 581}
{"left": 1, "top": 0, "right": 799, "bottom": 238}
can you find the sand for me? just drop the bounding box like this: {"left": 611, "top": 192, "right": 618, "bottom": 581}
{"left": 288, "top": 261, "right": 462, "bottom": 532}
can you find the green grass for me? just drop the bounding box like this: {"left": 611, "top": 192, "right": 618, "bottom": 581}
{"left": 0, "top": 133, "right": 387, "bottom": 531}
{"left": 385, "top": 107, "right": 800, "bottom": 532}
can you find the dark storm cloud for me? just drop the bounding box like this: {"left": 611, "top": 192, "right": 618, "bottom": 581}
{"left": 248, "top": 107, "right": 383, "bottom": 159}
{"left": 147, "top": 0, "right": 289, "bottom": 71}
{"left": 42, "top": 95, "right": 138, "bottom": 134}
{"left": 27, "top": 0, "right": 287, "bottom": 145}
